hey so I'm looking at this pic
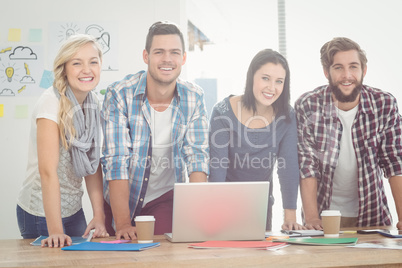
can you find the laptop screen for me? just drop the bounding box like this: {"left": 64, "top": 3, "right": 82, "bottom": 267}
{"left": 166, "top": 181, "right": 269, "bottom": 242}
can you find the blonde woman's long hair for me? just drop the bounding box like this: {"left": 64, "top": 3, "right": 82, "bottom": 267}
{"left": 53, "top": 34, "right": 103, "bottom": 150}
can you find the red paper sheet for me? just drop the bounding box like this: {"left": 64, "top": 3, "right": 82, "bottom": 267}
{"left": 189, "top": 240, "right": 287, "bottom": 249}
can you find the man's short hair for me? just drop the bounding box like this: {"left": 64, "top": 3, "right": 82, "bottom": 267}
{"left": 320, "top": 37, "right": 367, "bottom": 71}
{"left": 145, "top": 21, "right": 185, "bottom": 53}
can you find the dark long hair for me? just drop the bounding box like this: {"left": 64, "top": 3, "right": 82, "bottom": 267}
{"left": 242, "top": 49, "right": 291, "bottom": 121}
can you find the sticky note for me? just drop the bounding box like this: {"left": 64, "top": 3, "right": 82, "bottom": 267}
{"left": 15, "top": 105, "right": 28, "bottom": 119}
{"left": 8, "top": 28, "right": 21, "bottom": 42}
{"left": 29, "top": 29, "right": 42, "bottom": 42}
{"left": 39, "top": 70, "right": 54, "bottom": 89}
{"left": 100, "top": 240, "right": 131, "bottom": 244}
{"left": 0, "top": 104, "right": 4, "bottom": 117}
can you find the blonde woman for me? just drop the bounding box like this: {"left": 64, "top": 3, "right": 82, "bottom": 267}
{"left": 17, "top": 34, "right": 108, "bottom": 247}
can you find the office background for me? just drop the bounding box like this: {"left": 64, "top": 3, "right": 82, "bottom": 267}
{"left": 1, "top": 0, "right": 401, "bottom": 239}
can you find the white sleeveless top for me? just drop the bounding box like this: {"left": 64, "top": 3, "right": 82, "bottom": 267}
{"left": 17, "top": 87, "right": 84, "bottom": 217}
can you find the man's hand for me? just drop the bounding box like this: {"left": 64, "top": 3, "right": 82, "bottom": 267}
{"left": 304, "top": 218, "right": 323, "bottom": 230}
{"left": 115, "top": 223, "right": 137, "bottom": 240}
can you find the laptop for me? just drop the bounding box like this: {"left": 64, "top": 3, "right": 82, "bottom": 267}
{"left": 165, "top": 181, "right": 269, "bottom": 242}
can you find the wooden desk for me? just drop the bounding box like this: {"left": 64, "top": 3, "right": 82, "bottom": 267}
{"left": 0, "top": 229, "right": 401, "bottom": 267}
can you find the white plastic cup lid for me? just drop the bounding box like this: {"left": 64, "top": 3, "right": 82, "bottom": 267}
{"left": 134, "top": 215, "right": 155, "bottom": 222}
{"left": 320, "top": 210, "right": 341, "bottom": 216}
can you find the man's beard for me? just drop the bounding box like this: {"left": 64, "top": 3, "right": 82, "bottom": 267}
{"left": 329, "top": 77, "right": 363, "bottom": 103}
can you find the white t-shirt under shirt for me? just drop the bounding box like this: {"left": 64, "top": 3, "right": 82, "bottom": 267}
{"left": 330, "top": 105, "right": 359, "bottom": 217}
{"left": 143, "top": 103, "right": 175, "bottom": 207}
{"left": 17, "top": 87, "right": 84, "bottom": 218}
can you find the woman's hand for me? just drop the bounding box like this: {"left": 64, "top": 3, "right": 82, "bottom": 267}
{"left": 84, "top": 216, "right": 109, "bottom": 238}
{"left": 41, "top": 233, "right": 72, "bottom": 248}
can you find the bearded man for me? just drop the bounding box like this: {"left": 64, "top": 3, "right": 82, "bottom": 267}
{"left": 295, "top": 37, "right": 402, "bottom": 230}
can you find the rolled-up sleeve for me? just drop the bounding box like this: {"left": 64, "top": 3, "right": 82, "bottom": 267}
{"left": 295, "top": 97, "right": 322, "bottom": 180}
{"left": 182, "top": 92, "right": 210, "bottom": 176}
{"left": 101, "top": 86, "right": 132, "bottom": 181}
{"left": 378, "top": 96, "right": 402, "bottom": 178}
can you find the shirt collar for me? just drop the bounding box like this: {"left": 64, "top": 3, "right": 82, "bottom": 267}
{"left": 359, "top": 85, "right": 375, "bottom": 115}
{"left": 133, "top": 71, "right": 182, "bottom": 104}
{"left": 133, "top": 70, "right": 147, "bottom": 99}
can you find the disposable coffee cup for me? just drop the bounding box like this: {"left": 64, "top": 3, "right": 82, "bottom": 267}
{"left": 134, "top": 215, "right": 155, "bottom": 243}
{"left": 320, "top": 210, "right": 341, "bottom": 237}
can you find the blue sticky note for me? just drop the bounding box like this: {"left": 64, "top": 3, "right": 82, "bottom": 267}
{"left": 39, "top": 70, "right": 54, "bottom": 89}
{"left": 29, "top": 29, "right": 42, "bottom": 42}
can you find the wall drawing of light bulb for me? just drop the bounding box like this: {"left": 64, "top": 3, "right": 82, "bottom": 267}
{"left": 66, "top": 29, "right": 75, "bottom": 39}
{"left": 5, "top": 67, "right": 14, "bottom": 82}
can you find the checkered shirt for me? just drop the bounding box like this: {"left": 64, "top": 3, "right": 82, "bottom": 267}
{"left": 295, "top": 85, "right": 402, "bottom": 227}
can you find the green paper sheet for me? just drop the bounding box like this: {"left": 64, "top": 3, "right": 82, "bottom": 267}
{"left": 273, "top": 237, "right": 358, "bottom": 246}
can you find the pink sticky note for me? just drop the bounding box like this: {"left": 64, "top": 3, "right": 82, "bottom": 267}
{"left": 100, "top": 239, "right": 131, "bottom": 244}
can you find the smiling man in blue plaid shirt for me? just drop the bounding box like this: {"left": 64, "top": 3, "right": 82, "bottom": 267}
{"left": 295, "top": 37, "right": 402, "bottom": 230}
{"left": 101, "top": 21, "right": 209, "bottom": 239}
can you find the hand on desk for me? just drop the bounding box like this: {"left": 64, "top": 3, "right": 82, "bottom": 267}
{"left": 84, "top": 216, "right": 109, "bottom": 238}
{"left": 115, "top": 224, "right": 137, "bottom": 240}
{"left": 41, "top": 233, "right": 72, "bottom": 248}
{"left": 282, "top": 209, "right": 306, "bottom": 230}
{"left": 304, "top": 218, "right": 323, "bottom": 230}
{"left": 282, "top": 221, "right": 306, "bottom": 231}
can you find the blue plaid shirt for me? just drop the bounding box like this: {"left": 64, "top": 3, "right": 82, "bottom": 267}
{"left": 101, "top": 71, "right": 209, "bottom": 220}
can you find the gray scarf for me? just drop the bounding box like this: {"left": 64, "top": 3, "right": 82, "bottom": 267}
{"left": 64, "top": 87, "right": 100, "bottom": 178}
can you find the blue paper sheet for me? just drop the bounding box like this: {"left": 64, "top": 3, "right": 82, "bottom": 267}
{"left": 31, "top": 230, "right": 95, "bottom": 246}
{"left": 31, "top": 235, "right": 91, "bottom": 246}
{"left": 61, "top": 242, "right": 160, "bottom": 251}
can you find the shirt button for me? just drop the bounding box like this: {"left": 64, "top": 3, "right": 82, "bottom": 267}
{"left": 140, "top": 198, "right": 143, "bottom": 202}
{"left": 145, "top": 178, "right": 148, "bottom": 181}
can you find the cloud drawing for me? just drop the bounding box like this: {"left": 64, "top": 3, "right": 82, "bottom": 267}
{"left": 9, "top": 46, "right": 37, "bottom": 60}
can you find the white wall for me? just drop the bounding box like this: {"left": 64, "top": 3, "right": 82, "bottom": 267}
{"left": 0, "top": 0, "right": 186, "bottom": 239}
{"left": 186, "top": 0, "right": 402, "bottom": 231}
{"left": 285, "top": 0, "right": 401, "bottom": 230}
{"left": 1, "top": 0, "right": 401, "bottom": 239}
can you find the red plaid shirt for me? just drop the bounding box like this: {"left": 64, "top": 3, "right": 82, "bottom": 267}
{"left": 295, "top": 85, "right": 402, "bottom": 227}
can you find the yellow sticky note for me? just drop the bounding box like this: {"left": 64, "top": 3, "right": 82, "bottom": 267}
{"left": 15, "top": 105, "right": 28, "bottom": 119}
{"left": 0, "top": 104, "right": 4, "bottom": 117}
{"left": 8, "top": 28, "right": 21, "bottom": 42}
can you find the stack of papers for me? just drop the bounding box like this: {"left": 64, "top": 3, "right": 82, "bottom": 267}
{"left": 348, "top": 239, "right": 402, "bottom": 249}
{"left": 377, "top": 230, "right": 402, "bottom": 238}
{"left": 279, "top": 230, "right": 324, "bottom": 237}
{"left": 357, "top": 229, "right": 402, "bottom": 238}
{"left": 266, "top": 230, "right": 324, "bottom": 239}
